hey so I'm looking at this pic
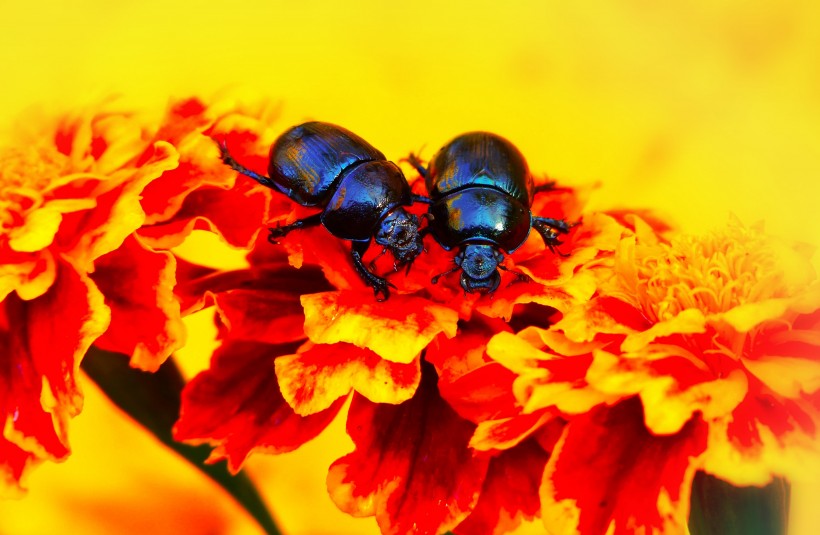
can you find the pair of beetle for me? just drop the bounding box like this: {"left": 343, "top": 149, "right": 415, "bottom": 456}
{"left": 219, "top": 122, "right": 572, "bottom": 300}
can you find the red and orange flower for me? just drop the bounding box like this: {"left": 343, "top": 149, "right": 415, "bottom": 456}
{"left": 470, "top": 215, "right": 820, "bottom": 534}
{"left": 0, "top": 102, "right": 178, "bottom": 493}
{"left": 4, "top": 94, "right": 817, "bottom": 535}
{"left": 0, "top": 95, "right": 275, "bottom": 494}
{"left": 168, "top": 123, "right": 630, "bottom": 534}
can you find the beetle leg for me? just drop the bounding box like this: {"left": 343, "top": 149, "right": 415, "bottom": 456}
{"left": 411, "top": 194, "right": 433, "bottom": 204}
{"left": 351, "top": 242, "right": 396, "bottom": 301}
{"left": 532, "top": 220, "right": 571, "bottom": 257}
{"left": 403, "top": 153, "right": 429, "bottom": 179}
{"left": 431, "top": 264, "right": 461, "bottom": 285}
{"left": 498, "top": 264, "right": 532, "bottom": 284}
{"left": 533, "top": 181, "right": 557, "bottom": 195}
{"left": 268, "top": 213, "right": 323, "bottom": 244}
{"left": 217, "top": 140, "right": 279, "bottom": 189}
{"left": 532, "top": 216, "right": 574, "bottom": 234}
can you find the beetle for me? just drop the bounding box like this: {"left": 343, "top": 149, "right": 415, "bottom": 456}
{"left": 408, "top": 131, "right": 573, "bottom": 294}
{"left": 219, "top": 121, "right": 428, "bottom": 300}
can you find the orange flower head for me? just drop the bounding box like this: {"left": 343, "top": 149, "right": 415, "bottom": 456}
{"left": 475, "top": 216, "right": 820, "bottom": 534}
{"left": 0, "top": 101, "right": 185, "bottom": 494}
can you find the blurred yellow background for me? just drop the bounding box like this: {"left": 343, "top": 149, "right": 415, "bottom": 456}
{"left": 1, "top": 0, "right": 818, "bottom": 534}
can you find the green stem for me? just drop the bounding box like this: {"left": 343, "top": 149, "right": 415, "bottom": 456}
{"left": 689, "top": 471, "right": 789, "bottom": 535}
{"left": 82, "top": 345, "right": 282, "bottom": 535}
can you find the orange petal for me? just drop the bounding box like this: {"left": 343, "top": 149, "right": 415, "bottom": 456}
{"left": 58, "top": 141, "right": 179, "bottom": 269}
{"left": 275, "top": 342, "right": 421, "bottom": 415}
{"left": 90, "top": 235, "right": 185, "bottom": 371}
{"left": 541, "top": 399, "right": 708, "bottom": 535}
{"left": 174, "top": 340, "right": 342, "bottom": 474}
{"left": 470, "top": 410, "right": 556, "bottom": 451}
{"left": 703, "top": 380, "right": 820, "bottom": 486}
{"left": 327, "top": 365, "right": 490, "bottom": 535}
{"left": 0, "top": 249, "right": 57, "bottom": 302}
{"left": 301, "top": 291, "right": 458, "bottom": 363}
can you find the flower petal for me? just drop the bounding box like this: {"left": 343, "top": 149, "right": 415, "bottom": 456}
{"left": 470, "top": 410, "right": 556, "bottom": 452}
{"left": 301, "top": 291, "right": 458, "bottom": 363}
{"left": 275, "top": 342, "right": 421, "bottom": 415}
{"left": 1, "top": 259, "right": 110, "bottom": 477}
{"left": 58, "top": 141, "right": 179, "bottom": 269}
{"left": 91, "top": 235, "right": 185, "bottom": 371}
{"left": 621, "top": 308, "right": 707, "bottom": 352}
{"left": 139, "top": 179, "right": 269, "bottom": 250}
{"left": 174, "top": 340, "right": 342, "bottom": 474}
{"left": 703, "top": 380, "right": 820, "bottom": 486}
{"left": 215, "top": 293, "right": 302, "bottom": 347}
{"left": 541, "top": 399, "right": 708, "bottom": 535}
{"left": 0, "top": 439, "right": 37, "bottom": 497}
{"left": 454, "top": 440, "right": 549, "bottom": 535}
{"left": 327, "top": 364, "right": 490, "bottom": 535}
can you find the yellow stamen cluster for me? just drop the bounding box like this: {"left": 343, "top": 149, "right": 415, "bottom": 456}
{"left": 0, "top": 146, "right": 70, "bottom": 232}
{"left": 635, "top": 224, "right": 796, "bottom": 324}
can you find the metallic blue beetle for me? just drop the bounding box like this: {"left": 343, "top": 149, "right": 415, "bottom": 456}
{"left": 219, "top": 122, "right": 426, "bottom": 300}
{"left": 410, "top": 132, "right": 572, "bottom": 293}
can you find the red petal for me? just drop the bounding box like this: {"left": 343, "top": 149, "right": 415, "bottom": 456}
{"left": 275, "top": 342, "right": 421, "bottom": 415}
{"left": 541, "top": 398, "right": 708, "bottom": 535}
{"left": 214, "top": 289, "right": 306, "bottom": 345}
{"left": 174, "top": 340, "right": 342, "bottom": 473}
{"left": 1, "top": 260, "right": 109, "bottom": 470}
{"left": 139, "top": 180, "right": 269, "bottom": 249}
{"left": 91, "top": 235, "right": 184, "bottom": 371}
{"left": 327, "top": 364, "right": 490, "bottom": 535}
{"left": 455, "top": 440, "right": 549, "bottom": 535}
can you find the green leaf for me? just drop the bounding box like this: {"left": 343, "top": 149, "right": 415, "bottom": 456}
{"left": 689, "top": 471, "right": 790, "bottom": 535}
{"left": 81, "top": 345, "right": 282, "bottom": 535}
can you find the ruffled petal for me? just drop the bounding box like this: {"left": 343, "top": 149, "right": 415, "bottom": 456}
{"left": 1, "top": 259, "right": 110, "bottom": 488}
{"left": 138, "top": 179, "right": 269, "bottom": 249}
{"left": 0, "top": 439, "right": 37, "bottom": 497}
{"left": 541, "top": 399, "right": 708, "bottom": 535}
{"left": 275, "top": 342, "right": 421, "bottom": 415}
{"left": 57, "top": 141, "right": 179, "bottom": 269}
{"left": 91, "top": 234, "right": 185, "bottom": 371}
{"left": 454, "top": 440, "right": 549, "bottom": 535}
{"left": 327, "top": 365, "right": 490, "bottom": 535}
{"left": 301, "top": 291, "right": 458, "bottom": 363}
{"left": 174, "top": 340, "right": 342, "bottom": 474}
{"left": 702, "top": 379, "right": 820, "bottom": 486}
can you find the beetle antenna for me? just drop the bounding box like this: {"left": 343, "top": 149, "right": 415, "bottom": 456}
{"left": 498, "top": 264, "right": 531, "bottom": 284}
{"left": 431, "top": 264, "right": 461, "bottom": 285}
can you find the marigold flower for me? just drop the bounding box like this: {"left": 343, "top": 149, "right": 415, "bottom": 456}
{"left": 474, "top": 216, "right": 820, "bottom": 534}
{"left": 171, "top": 125, "right": 626, "bottom": 534}
{"left": 0, "top": 102, "right": 181, "bottom": 493}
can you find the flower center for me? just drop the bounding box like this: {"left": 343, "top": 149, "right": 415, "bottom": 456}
{"left": 634, "top": 225, "right": 795, "bottom": 324}
{"left": 0, "top": 146, "right": 71, "bottom": 232}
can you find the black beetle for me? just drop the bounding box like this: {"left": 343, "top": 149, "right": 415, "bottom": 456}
{"left": 409, "top": 132, "right": 572, "bottom": 294}
{"left": 219, "top": 122, "right": 428, "bottom": 300}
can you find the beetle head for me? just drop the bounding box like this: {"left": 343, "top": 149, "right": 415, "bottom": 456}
{"left": 456, "top": 244, "right": 503, "bottom": 293}
{"left": 375, "top": 208, "right": 424, "bottom": 264}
